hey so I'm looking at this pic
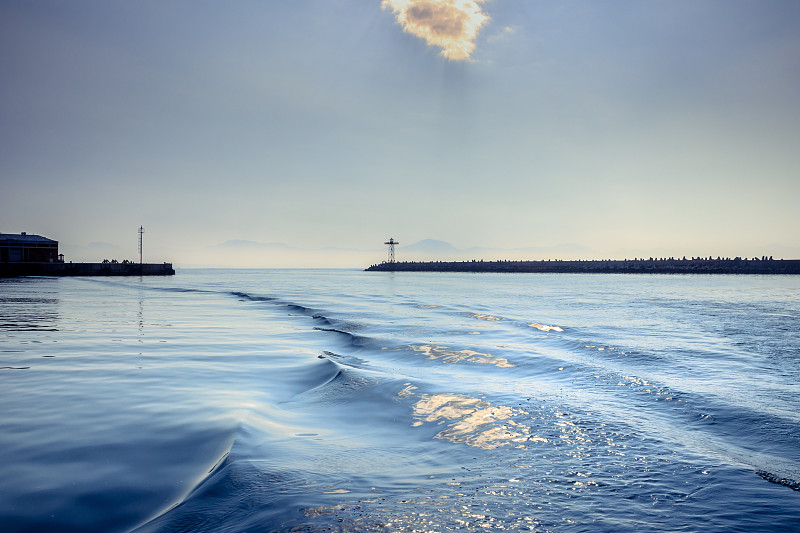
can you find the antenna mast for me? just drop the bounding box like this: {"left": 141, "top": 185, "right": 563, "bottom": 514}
{"left": 384, "top": 237, "right": 399, "bottom": 264}
{"left": 138, "top": 226, "right": 144, "bottom": 266}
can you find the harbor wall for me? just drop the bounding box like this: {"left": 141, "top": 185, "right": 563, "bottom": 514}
{"left": 0, "top": 262, "right": 175, "bottom": 277}
{"left": 365, "top": 258, "right": 800, "bottom": 274}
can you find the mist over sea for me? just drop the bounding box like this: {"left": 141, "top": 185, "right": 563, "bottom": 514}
{"left": 1, "top": 269, "right": 799, "bottom": 532}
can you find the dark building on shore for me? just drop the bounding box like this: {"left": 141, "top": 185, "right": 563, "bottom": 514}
{"left": 1, "top": 231, "right": 174, "bottom": 277}
{"left": 0, "top": 232, "right": 60, "bottom": 263}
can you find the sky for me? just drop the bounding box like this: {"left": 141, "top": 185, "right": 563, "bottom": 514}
{"left": 2, "top": 0, "right": 799, "bottom": 267}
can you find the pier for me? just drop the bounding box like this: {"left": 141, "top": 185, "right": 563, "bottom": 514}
{"left": 365, "top": 257, "right": 800, "bottom": 274}
{"left": 1, "top": 231, "right": 175, "bottom": 277}
{"left": 1, "top": 262, "right": 175, "bottom": 277}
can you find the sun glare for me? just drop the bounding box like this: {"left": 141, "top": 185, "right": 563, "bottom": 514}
{"left": 382, "top": 0, "right": 490, "bottom": 60}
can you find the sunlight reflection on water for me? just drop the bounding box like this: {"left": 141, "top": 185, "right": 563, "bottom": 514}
{"left": 410, "top": 392, "right": 527, "bottom": 450}
{"left": 410, "top": 343, "right": 514, "bottom": 368}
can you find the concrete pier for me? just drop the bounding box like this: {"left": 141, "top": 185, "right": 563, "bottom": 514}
{"left": 0, "top": 262, "right": 175, "bottom": 277}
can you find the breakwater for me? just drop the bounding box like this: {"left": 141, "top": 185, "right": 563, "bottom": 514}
{"left": 0, "top": 262, "right": 175, "bottom": 277}
{"left": 366, "top": 257, "right": 800, "bottom": 274}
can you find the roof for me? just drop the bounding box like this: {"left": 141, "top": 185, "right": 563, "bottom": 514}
{"left": 0, "top": 233, "right": 58, "bottom": 244}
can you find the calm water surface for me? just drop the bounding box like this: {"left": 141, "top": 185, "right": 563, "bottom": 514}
{"left": 1, "top": 269, "right": 799, "bottom": 532}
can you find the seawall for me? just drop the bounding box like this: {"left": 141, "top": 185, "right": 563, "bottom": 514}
{"left": 1, "top": 262, "right": 176, "bottom": 277}
{"left": 365, "top": 258, "right": 800, "bottom": 274}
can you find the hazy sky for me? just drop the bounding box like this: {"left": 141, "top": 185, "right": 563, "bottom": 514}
{"left": 2, "top": 0, "right": 799, "bottom": 266}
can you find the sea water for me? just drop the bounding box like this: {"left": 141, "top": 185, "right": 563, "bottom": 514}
{"left": 1, "top": 269, "right": 798, "bottom": 532}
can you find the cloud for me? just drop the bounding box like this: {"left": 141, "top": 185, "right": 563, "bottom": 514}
{"left": 382, "top": 0, "right": 489, "bottom": 60}
{"left": 487, "top": 25, "right": 515, "bottom": 43}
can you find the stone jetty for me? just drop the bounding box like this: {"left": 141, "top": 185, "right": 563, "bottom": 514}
{"left": 366, "top": 257, "right": 800, "bottom": 274}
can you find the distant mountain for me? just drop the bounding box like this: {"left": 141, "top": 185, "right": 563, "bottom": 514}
{"left": 87, "top": 241, "right": 120, "bottom": 250}
{"left": 401, "top": 239, "right": 461, "bottom": 254}
{"left": 459, "top": 243, "right": 598, "bottom": 260}
{"left": 393, "top": 239, "right": 602, "bottom": 260}
{"left": 213, "top": 238, "right": 611, "bottom": 262}
{"left": 513, "top": 243, "right": 596, "bottom": 255}
{"left": 217, "top": 240, "right": 296, "bottom": 250}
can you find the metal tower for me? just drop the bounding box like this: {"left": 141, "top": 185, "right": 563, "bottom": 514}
{"left": 138, "top": 226, "right": 144, "bottom": 265}
{"left": 384, "top": 237, "right": 399, "bottom": 263}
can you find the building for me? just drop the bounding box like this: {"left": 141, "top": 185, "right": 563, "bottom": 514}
{"left": 0, "top": 233, "right": 59, "bottom": 263}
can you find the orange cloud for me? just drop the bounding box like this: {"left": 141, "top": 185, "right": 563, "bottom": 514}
{"left": 382, "top": 0, "right": 489, "bottom": 60}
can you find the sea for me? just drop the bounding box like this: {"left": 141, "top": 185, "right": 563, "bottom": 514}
{"left": 1, "top": 269, "right": 799, "bottom": 532}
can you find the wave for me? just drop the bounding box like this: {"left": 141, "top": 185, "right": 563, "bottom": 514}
{"left": 131, "top": 363, "right": 416, "bottom": 532}
{"left": 157, "top": 283, "right": 800, "bottom": 455}
{"left": 131, "top": 360, "right": 355, "bottom": 532}
{"left": 756, "top": 470, "right": 800, "bottom": 491}
{"left": 131, "top": 448, "right": 298, "bottom": 532}
{"left": 94, "top": 275, "right": 800, "bottom": 526}
{"left": 529, "top": 322, "right": 564, "bottom": 332}
{"left": 229, "top": 290, "right": 276, "bottom": 301}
